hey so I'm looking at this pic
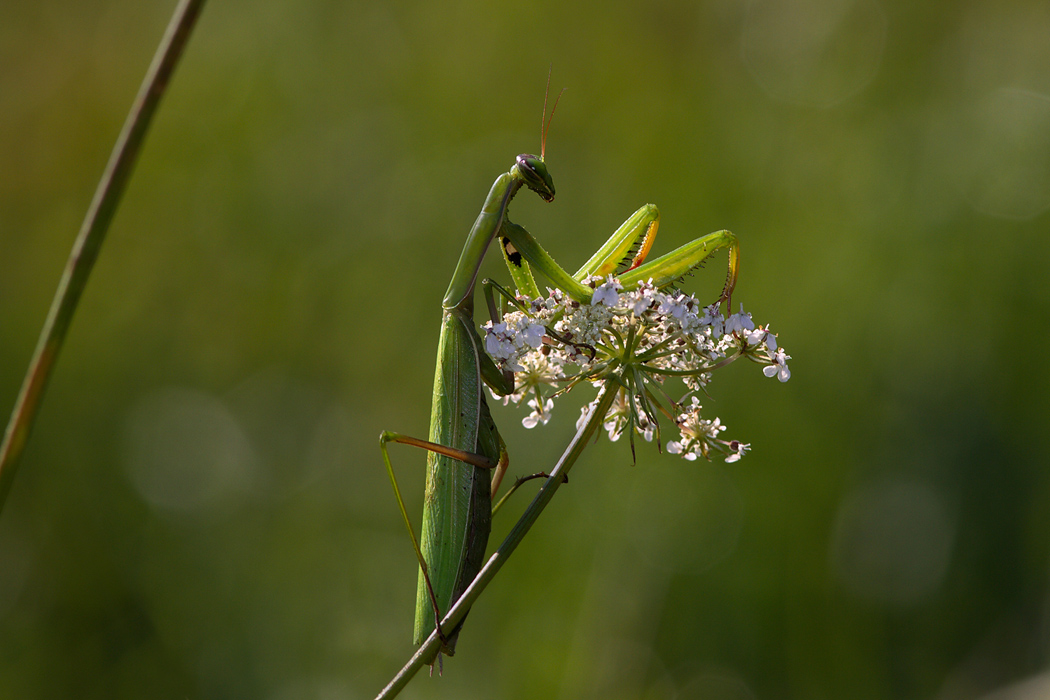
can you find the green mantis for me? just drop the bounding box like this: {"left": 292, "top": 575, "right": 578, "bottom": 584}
{"left": 379, "top": 146, "right": 557, "bottom": 663}
{"left": 380, "top": 98, "right": 741, "bottom": 668}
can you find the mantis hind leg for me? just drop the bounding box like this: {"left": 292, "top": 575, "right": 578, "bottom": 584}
{"left": 378, "top": 422, "right": 508, "bottom": 652}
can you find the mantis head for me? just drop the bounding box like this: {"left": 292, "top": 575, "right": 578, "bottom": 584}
{"left": 515, "top": 154, "right": 555, "bottom": 203}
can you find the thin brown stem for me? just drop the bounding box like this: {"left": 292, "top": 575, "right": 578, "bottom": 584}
{"left": 0, "top": 0, "right": 207, "bottom": 514}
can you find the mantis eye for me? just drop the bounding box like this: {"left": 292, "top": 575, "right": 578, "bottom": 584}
{"left": 516, "top": 154, "right": 556, "bottom": 202}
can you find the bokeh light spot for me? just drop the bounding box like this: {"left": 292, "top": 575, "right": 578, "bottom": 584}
{"left": 742, "top": 0, "right": 887, "bottom": 108}
{"left": 122, "top": 387, "right": 258, "bottom": 512}
{"left": 830, "top": 477, "right": 954, "bottom": 604}
{"left": 961, "top": 88, "right": 1050, "bottom": 220}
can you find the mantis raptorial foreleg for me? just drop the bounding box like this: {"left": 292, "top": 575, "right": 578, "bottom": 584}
{"left": 499, "top": 205, "right": 739, "bottom": 311}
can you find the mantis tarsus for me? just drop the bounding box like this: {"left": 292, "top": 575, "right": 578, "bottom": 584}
{"left": 380, "top": 93, "right": 740, "bottom": 668}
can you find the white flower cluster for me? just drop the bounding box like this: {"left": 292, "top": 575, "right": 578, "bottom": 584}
{"left": 482, "top": 314, "right": 546, "bottom": 372}
{"left": 481, "top": 276, "right": 791, "bottom": 463}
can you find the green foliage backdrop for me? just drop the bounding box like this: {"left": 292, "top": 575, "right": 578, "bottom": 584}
{"left": 2, "top": 0, "right": 1049, "bottom": 698}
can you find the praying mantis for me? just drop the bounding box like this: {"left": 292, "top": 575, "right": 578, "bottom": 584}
{"left": 379, "top": 93, "right": 740, "bottom": 668}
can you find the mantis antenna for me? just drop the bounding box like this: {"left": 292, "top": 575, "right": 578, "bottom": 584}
{"left": 541, "top": 68, "right": 566, "bottom": 161}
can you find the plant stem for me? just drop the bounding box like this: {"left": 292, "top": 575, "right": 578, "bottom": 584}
{"left": 0, "top": 0, "right": 207, "bottom": 515}
{"left": 375, "top": 383, "right": 619, "bottom": 700}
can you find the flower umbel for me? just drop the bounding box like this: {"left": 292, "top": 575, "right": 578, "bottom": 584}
{"left": 482, "top": 280, "right": 791, "bottom": 463}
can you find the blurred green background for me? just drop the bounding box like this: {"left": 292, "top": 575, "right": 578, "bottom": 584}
{"left": 2, "top": 0, "right": 1049, "bottom": 698}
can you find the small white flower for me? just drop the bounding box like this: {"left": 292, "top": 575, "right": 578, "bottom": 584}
{"left": 745, "top": 325, "right": 777, "bottom": 351}
{"left": 762, "top": 347, "right": 791, "bottom": 382}
{"left": 658, "top": 293, "right": 690, "bottom": 322}
{"left": 724, "top": 441, "right": 751, "bottom": 463}
{"left": 746, "top": 328, "right": 767, "bottom": 346}
{"left": 483, "top": 321, "right": 509, "bottom": 358}
{"left": 591, "top": 275, "right": 622, "bottom": 307}
{"left": 667, "top": 440, "right": 698, "bottom": 460}
{"left": 637, "top": 417, "right": 655, "bottom": 442}
{"left": 577, "top": 401, "right": 597, "bottom": 432}
{"left": 725, "top": 304, "right": 755, "bottom": 335}
{"left": 522, "top": 397, "right": 554, "bottom": 429}
{"left": 630, "top": 280, "right": 657, "bottom": 316}
{"left": 522, "top": 322, "right": 546, "bottom": 348}
{"left": 480, "top": 323, "right": 518, "bottom": 367}
{"left": 702, "top": 416, "right": 726, "bottom": 439}
{"left": 491, "top": 386, "right": 523, "bottom": 406}
{"left": 699, "top": 304, "right": 725, "bottom": 337}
